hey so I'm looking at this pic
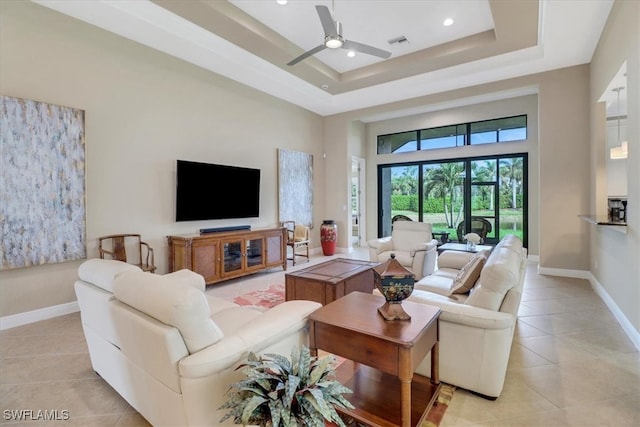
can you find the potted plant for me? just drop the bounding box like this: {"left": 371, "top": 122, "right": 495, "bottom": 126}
{"left": 219, "top": 345, "right": 354, "bottom": 427}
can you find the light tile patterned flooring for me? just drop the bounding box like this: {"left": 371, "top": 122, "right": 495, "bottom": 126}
{"left": 1, "top": 248, "right": 638, "bottom": 426}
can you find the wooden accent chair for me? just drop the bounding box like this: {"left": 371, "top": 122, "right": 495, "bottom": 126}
{"left": 98, "top": 234, "right": 156, "bottom": 273}
{"left": 456, "top": 217, "right": 493, "bottom": 243}
{"left": 281, "top": 221, "right": 310, "bottom": 266}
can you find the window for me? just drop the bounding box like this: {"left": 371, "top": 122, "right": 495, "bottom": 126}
{"left": 377, "top": 131, "right": 417, "bottom": 154}
{"left": 377, "top": 115, "right": 527, "bottom": 154}
{"left": 419, "top": 124, "right": 466, "bottom": 150}
{"left": 377, "top": 154, "right": 527, "bottom": 246}
{"left": 470, "top": 116, "right": 527, "bottom": 145}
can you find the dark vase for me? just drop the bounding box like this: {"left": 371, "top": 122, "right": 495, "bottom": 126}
{"left": 320, "top": 220, "right": 337, "bottom": 256}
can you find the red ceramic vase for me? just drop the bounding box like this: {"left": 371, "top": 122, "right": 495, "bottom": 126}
{"left": 320, "top": 220, "right": 337, "bottom": 256}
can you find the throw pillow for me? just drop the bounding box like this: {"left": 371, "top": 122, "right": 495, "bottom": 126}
{"left": 449, "top": 250, "right": 489, "bottom": 294}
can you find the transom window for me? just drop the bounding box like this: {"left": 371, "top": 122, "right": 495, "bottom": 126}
{"left": 377, "top": 115, "right": 527, "bottom": 154}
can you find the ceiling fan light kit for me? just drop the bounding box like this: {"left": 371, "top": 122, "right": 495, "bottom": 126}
{"left": 287, "top": 4, "right": 391, "bottom": 66}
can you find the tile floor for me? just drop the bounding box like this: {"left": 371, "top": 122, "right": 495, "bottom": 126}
{"left": 1, "top": 248, "right": 638, "bottom": 426}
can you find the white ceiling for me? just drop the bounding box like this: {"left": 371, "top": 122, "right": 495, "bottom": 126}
{"left": 33, "top": 0, "right": 615, "bottom": 117}
{"left": 229, "top": 0, "right": 496, "bottom": 73}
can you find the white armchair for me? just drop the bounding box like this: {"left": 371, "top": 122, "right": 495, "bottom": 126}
{"left": 367, "top": 221, "right": 438, "bottom": 280}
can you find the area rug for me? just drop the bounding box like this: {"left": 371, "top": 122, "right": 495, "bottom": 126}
{"left": 232, "top": 284, "right": 455, "bottom": 426}
{"left": 232, "top": 284, "right": 284, "bottom": 309}
{"left": 421, "top": 383, "right": 455, "bottom": 427}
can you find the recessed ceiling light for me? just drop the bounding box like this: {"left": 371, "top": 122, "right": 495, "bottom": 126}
{"left": 443, "top": 18, "right": 454, "bottom": 26}
{"left": 276, "top": 0, "right": 288, "bottom": 5}
{"left": 347, "top": 50, "right": 355, "bottom": 58}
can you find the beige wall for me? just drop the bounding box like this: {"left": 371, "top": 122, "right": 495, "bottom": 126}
{"left": 0, "top": 1, "right": 323, "bottom": 317}
{"left": 589, "top": 0, "right": 640, "bottom": 334}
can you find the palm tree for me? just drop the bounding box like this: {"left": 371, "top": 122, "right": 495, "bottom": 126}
{"left": 499, "top": 158, "right": 524, "bottom": 233}
{"left": 392, "top": 166, "right": 418, "bottom": 195}
{"left": 471, "top": 160, "right": 495, "bottom": 211}
{"left": 424, "top": 163, "right": 464, "bottom": 227}
{"left": 499, "top": 158, "right": 523, "bottom": 209}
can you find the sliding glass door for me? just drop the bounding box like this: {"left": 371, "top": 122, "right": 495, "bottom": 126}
{"left": 377, "top": 154, "right": 527, "bottom": 246}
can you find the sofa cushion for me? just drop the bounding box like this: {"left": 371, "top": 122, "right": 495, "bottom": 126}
{"left": 414, "top": 275, "right": 454, "bottom": 296}
{"left": 464, "top": 247, "right": 521, "bottom": 311}
{"left": 78, "top": 259, "right": 142, "bottom": 293}
{"left": 163, "top": 269, "right": 206, "bottom": 292}
{"left": 113, "top": 271, "right": 224, "bottom": 354}
{"left": 450, "top": 250, "right": 489, "bottom": 294}
{"left": 437, "top": 250, "right": 475, "bottom": 270}
{"left": 433, "top": 268, "right": 460, "bottom": 281}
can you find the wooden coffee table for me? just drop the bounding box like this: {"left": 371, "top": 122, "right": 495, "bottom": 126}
{"left": 309, "top": 292, "right": 441, "bottom": 427}
{"left": 285, "top": 258, "right": 379, "bottom": 305}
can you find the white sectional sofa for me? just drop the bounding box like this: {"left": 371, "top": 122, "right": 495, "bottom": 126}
{"left": 376, "top": 234, "right": 527, "bottom": 399}
{"left": 74, "top": 259, "right": 321, "bottom": 426}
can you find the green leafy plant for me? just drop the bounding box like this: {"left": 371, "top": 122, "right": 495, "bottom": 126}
{"left": 219, "top": 345, "right": 354, "bottom": 427}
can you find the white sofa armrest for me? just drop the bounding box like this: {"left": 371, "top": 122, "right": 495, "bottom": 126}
{"left": 368, "top": 237, "right": 393, "bottom": 253}
{"left": 409, "top": 239, "right": 438, "bottom": 256}
{"left": 423, "top": 239, "right": 439, "bottom": 277}
{"left": 235, "top": 300, "right": 320, "bottom": 346}
{"left": 406, "top": 291, "right": 515, "bottom": 330}
{"left": 179, "top": 336, "right": 248, "bottom": 378}
{"left": 179, "top": 300, "right": 320, "bottom": 378}
{"left": 368, "top": 237, "right": 394, "bottom": 262}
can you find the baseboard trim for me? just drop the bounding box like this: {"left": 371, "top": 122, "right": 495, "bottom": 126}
{"left": 587, "top": 272, "right": 640, "bottom": 351}
{"left": 527, "top": 254, "right": 540, "bottom": 263}
{"left": 0, "top": 301, "right": 79, "bottom": 331}
{"left": 537, "top": 266, "right": 591, "bottom": 280}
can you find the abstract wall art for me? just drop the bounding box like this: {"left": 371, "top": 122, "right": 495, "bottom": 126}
{"left": 278, "top": 149, "right": 313, "bottom": 228}
{"left": 1, "top": 96, "right": 86, "bottom": 270}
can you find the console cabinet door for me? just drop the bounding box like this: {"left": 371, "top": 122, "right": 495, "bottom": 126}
{"left": 191, "top": 240, "right": 220, "bottom": 283}
{"left": 222, "top": 237, "right": 265, "bottom": 277}
{"left": 245, "top": 237, "right": 265, "bottom": 272}
{"left": 222, "top": 238, "right": 244, "bottom": 278}
{"left": 265, "top": 230, "right": 285, "bottom": 268}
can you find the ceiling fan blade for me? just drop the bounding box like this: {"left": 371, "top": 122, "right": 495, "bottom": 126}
{"left": 287, "top": 44, "right": 327, "bottom": 66}
{"left": 343, "top": 40, "right": 392, "bottom": 59}
{"left": 316, "top": 5, "right": 338, "bottom": 37}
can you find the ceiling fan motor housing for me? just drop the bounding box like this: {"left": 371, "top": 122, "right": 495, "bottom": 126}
{"left": 325, "top": 21, "right": 344, "bottom": 48}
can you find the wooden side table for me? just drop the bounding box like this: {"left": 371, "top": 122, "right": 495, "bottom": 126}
{"left": 309, "top": 292, "right": 441, "bottom": 427}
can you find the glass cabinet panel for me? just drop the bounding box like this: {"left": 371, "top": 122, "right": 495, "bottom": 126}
{"left": 246, "top": 238, "right": 263, "bottom": 268}
{"left": 223, "top": 241, "right": 243, "bottom": 274}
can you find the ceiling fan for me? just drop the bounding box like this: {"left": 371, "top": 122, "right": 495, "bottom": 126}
{"left": 287, "top": 3, "right": 392, "bottom": 66}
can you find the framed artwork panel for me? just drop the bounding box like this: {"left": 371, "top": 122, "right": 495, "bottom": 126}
{"left": 278, "top": 149, "right": 313, "bottom": 228}
{"left": 1, "top": 96, "right": 86, "bottom": 270}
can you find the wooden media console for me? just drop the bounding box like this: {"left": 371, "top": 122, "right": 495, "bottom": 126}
{"left": 167, "top": 226, "right": 287, "bottom": 285}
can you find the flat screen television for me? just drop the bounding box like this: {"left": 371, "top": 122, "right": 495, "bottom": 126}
{"left": 176, "top": 160, "right": 260, "bottom": 222}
